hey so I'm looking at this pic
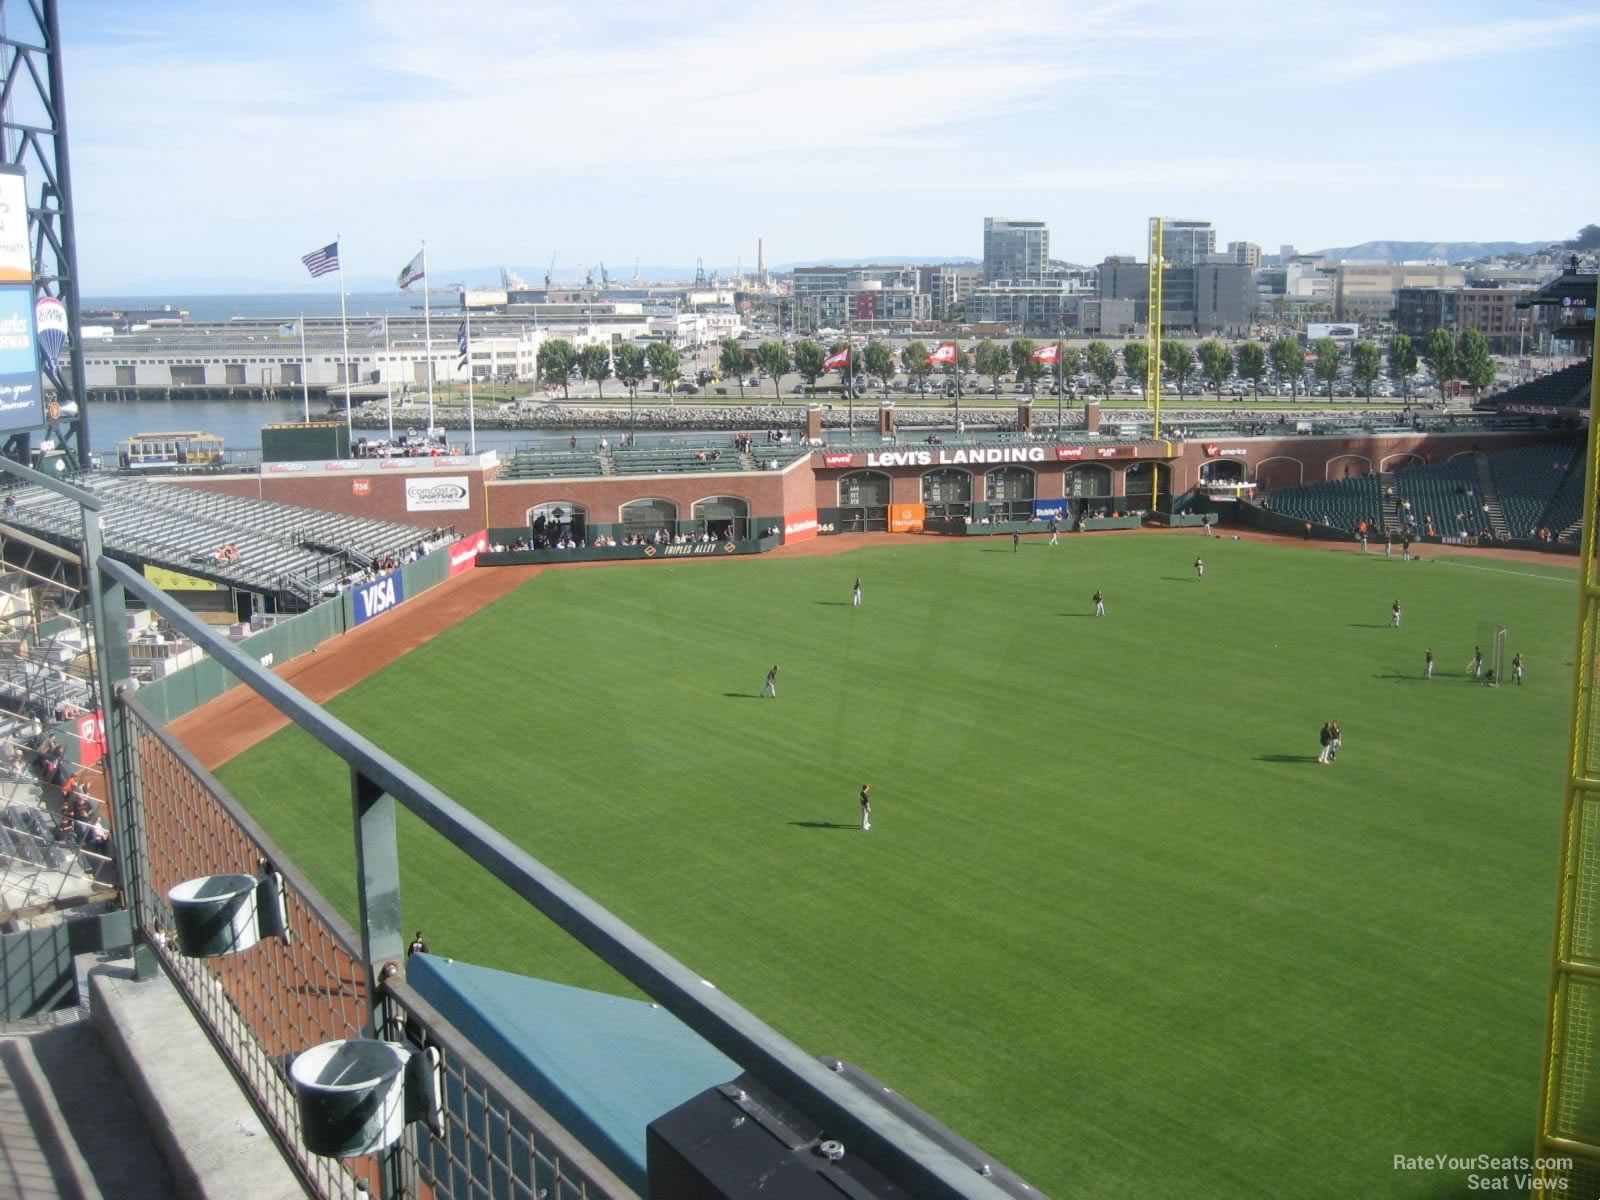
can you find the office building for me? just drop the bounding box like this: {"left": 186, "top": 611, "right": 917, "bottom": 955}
{"left": 1160, "top": 220, "right": 1216, "bottom": 266}
{"left": 918, "top": 264, "right": 985, "bottom": 319}
{"left": 983, "top": 218, "right": 1049, "bottom": 283}
{"left": 1396, "top": 286, "right": 1535, "bottom": 353}
{"left": 1335, "top": 262, "right": 1464, "bottom": 321}
{"left": 967, "top": 278, "right": 1086, "bottom": 333}
{"left": 1228, "top": 241, "right": 1262, "bottom": 269}
{"left": 790, "top": 265, "right": 928, "bottom": 328}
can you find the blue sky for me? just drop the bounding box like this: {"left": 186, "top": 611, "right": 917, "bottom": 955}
{"left": 62, "top": 0, "right": 1600, "bottom": 292}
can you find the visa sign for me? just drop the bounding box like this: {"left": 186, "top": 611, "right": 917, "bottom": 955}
{"left": 353, "top": 571, "right": 406, "bottom": 625}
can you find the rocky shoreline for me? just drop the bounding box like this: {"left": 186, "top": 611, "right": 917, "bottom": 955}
{"left": 345, "top": 396, "right": 1431, "bottom": 435}
{"left": 347, "top": 399, "right": 1044, "bottom": 433}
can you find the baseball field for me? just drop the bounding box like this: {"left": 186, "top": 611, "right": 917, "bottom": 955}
{"left": 213, "top": 533, "right": 1575, "bottom": 1198}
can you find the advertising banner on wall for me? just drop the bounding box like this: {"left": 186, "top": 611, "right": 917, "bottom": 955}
{"left": 405, "top": 475, "right": 471, "bottom": 512}
{"left": 782, "top": 510, "right": 818, "bottom": 543}
{"left": 448, "top": 530, "right": 488, "bottom": 575}
{"left": 352, "top": 571, "right": 406, "bottom": 624}
{"left": 0, "top": 167, "right": 30, "bottom": 284}
{"left": 1307, "top": 322, "right": 1359, "bottom": 341}
{"left": 1032, "top": 499, "right": 1067, "bottom": 520}
{"left": 888, "top": 503, "right": 925, "bottom": 533}
{"left": 0, "top": 285, "right": 42, "bottom": 427}
{"left": 142, "top": 564, "right": 223, "bottom": 592}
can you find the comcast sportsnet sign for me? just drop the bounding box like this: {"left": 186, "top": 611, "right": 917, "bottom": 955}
{"left": 405, "top": 475, "right": 470, "bottom": 511}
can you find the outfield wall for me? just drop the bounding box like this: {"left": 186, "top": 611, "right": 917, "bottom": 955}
{"left": 131, "top": 538, "right": 467, "bottom": 724}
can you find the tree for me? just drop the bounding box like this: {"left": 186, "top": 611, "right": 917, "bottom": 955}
{"left": 1422, "top": 327, "right": 1456, "bottom": 401}
{"left": 1235, "top": 341, "right": 1267, "bottom": 399}
{"left": 902, "top": 340, "right": 932, "bottom": 397}
{"left": 863, "top": 340, "right": 896, "bottom": 397}
{"left": 1010, "top": 339, "right": 1042, "bottom": 392}
{"left": 615, "top": 343, "right": 646, "bottom": 398}
{"left": 645, "top": 341, "right": 680, "bottom": 397}
{"left": 1085, "top": 341, "right": 1117, "bottom": 399}
{"left": 1312, "top": 337, "right": 1341, "bottom": 401}
{"left": 1122, "top": 341, "right": 1148, "bottom": 392}
{"left": 1350, "top": 340, "right": 1382, "bottom": 398}
{"left": 1457, "top": 328, "right": 1496, "bottom": 398}
{"left": 1162, "top": 340, "right": 1196, "bottom": 401}
{"left": 755, "top": 341, "right": 790, "bottom": 401}
{"left": 975, "top": 340, "right": 1008, "bottom": 392}
{"left": 1387, "top": 333, "right": 1417, "bottom": 401}
{"left": 1196, "top": 338, "right": 1231, "bottom": 396}
{"left": 1270, "top": 336, "right": 1304, "bottom": 399}
{"left": 578, "top": 343, "right": 611, "bottom": 398}
{"left": 1057, "top": 346, "right": 1082, "bottom": 394}
{"left": 536, "top": 338, "right": 578, "bottom": 399}
{"left": 1570, "top": 224, "right": 1600, "bottom": 251}
{"left": 718, "top": 338, "right": 749, "bottom": 398}
{"left": 792, "top": 339, "right": 825, "bottom": 390}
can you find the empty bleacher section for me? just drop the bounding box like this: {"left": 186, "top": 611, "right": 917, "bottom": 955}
{"left": 1259, "top": 475, "right": 1383, "bottom": 533}
{"left": 611, "top": 446, "right": 745, "bottom": 474}
{"left": 1391, "top": 456, "right": 1485, "bottom": 537}
{"left": 1262, "top": 441, "right": 1583, "bottom": 544}
{"left": 2, "top": 475, "right": 453, "bottom": 608}
{"left": 1491, "top": 359, "right": 1593, "bottom": 412}
{"left": 1539, "top": 447, "right": 1588, "bottom": 542}
{"left": 1486, "top": 442, "right": 1583, "bottom": 539}
{"left": 496, "top": 449, "right": 605, "bottom": 480}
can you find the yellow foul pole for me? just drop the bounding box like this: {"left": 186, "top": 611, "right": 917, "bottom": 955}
{"left": 1535, "top": 293, "right": 1600, "bottom": 1192}
{"left": 1146, "top": 218, "right": 1164, "bottom": 440}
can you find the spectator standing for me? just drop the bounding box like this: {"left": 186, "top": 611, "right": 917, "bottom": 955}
{"left": 407, "top": 931, "right": 429, "bottom": 957}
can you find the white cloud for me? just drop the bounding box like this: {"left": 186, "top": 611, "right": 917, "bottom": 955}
{"left": 1312, "top": 11, "right": 1600, "bottom": 79}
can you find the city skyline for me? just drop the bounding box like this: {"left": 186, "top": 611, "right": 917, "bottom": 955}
{"left": 65, "top": 0, "right": 1600, "bottom": 292}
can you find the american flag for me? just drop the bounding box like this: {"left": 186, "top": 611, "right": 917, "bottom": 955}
{"left": 456, "top": 319, "right": 469, "bottom": 369}
{"left": 300, "top": 241, "right": 339, "bottom": 278}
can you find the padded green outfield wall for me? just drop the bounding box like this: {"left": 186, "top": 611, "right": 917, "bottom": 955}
{"left": 134, "top": 546, "right": 453, "bottom": 724}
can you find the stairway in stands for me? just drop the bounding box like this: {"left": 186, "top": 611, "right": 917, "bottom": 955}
{"left": 599, "top": 446, "right": 616, "bottom": 476}
{"left": 1472, "top": 454, "right": 1510, "bottom": 539}
{"left": 1378, "top": 472, "right": 1399, "bottom": 533}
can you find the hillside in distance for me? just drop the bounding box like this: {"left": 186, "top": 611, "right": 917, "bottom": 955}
{"left": 1312, "top": 239, "right": 1557, "bottom": 263}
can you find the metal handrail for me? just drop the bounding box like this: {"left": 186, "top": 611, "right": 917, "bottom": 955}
{"left": 98, "top": 554, "right": 1020, "bottom": 1200}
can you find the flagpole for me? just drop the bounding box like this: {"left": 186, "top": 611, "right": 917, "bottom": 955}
{"left": 336, "top": 235, "right": 352, "bottom": 435}
{"left": 298, "top": 313, "right": 309, "bottom": 422}
{"left": 465, "top": 308, "right": 476, "bottom": 454}
{"left": 384, "top": 314, "right": 394, "bottom": 442}
{"left": 422, "top": 241, "right": 435, "bottom": 434}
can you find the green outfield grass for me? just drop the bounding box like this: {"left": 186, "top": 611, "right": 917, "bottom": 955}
{"left": 215, "top": 535, "right": 1575, "bottom": 1198}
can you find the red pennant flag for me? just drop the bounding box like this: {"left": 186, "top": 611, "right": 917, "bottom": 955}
{"left": 822, "top": 347, "right": 850, "bottom": 371}
{"left": 927, "top": 342, "right": 958, "bottom": 365}
{"left": 1030, "top": 342, "right": 1060, "bottom": 364}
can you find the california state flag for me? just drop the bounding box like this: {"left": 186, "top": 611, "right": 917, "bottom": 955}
{"left": 1031, "top": 342, "right": 1060, "bottom": 364}
{"left": 822, "top": 347, "right": 850, "bottom": 371}
{"left": 927, "top": 342, "right": 958, "bottom": 365}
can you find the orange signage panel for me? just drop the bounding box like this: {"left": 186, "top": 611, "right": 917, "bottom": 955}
{"left": 888, "top": 504, "right": 925, "bottom": 533}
